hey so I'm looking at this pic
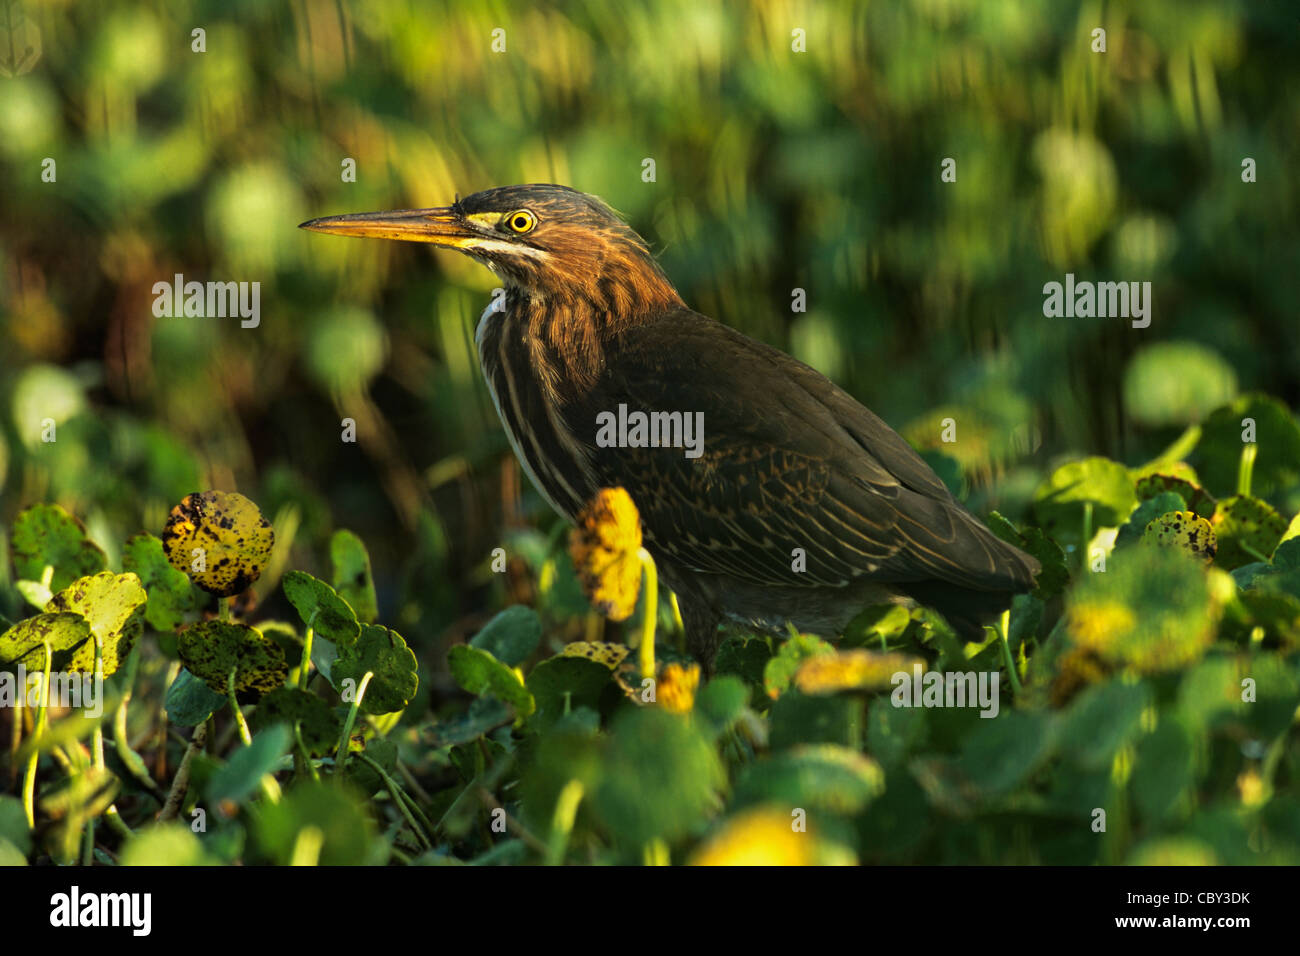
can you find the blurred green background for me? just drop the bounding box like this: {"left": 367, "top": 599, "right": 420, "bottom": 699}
{"left": 1, "top": 0, "right": 1297, "bottom": 659}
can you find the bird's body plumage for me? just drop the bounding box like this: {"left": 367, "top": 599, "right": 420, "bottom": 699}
{"left": 302, "top": 184, "right": 1040, "bottom": 669}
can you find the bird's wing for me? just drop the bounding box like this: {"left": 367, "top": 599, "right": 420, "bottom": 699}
{"left": 568, "top": 308, "right": 1038, "bottom": 592}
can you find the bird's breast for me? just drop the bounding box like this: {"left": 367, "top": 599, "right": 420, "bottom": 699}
{"left": 476, "top": 302, "right": 597, "bottom": 522}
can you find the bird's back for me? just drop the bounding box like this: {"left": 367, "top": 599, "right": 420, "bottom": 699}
{"left": 570, "top": 307, "right": 1039, "bottom": 609}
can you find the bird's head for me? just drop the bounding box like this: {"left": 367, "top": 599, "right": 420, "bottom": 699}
{"left": 301, "top": 184, "right": 682, "bottom": 319}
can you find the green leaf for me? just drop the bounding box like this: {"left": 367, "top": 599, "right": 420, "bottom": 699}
{"left": 48, "top": 572, "right": 147, "bottom": 676}
{"left": 714, "top": 635, "right": 772, "bottom": 688}
{"left": 1212, "top": 495, "right": 1287, "bottom": 569}
{"left": 593, "top": 706, "right": 724, "bottom": 847}
{"left": 471, "top": 605, "right": 542, "bottom": 667}
{"left": 1057, "top": 678, "right": 1151, "bottom": 769}
{"left": 839, "top": 603, "right": 913, "bottom": 648}
{"left": 1194, "top": 394, "right": 1300, "bottom": 498}
{"left": 1032, "top": 456, "right": 1137, "bottom": 539}
{"left": 0, "top": 612, "right": 92, "bottom": 673}
{"left": 525, "top": 656, "right": 611, "bottom": 732}
{"left": 1064, "top": 548, "right": 1217, "bottom": 672}
{"left": 15, "top": 580, "right": 52, "bottom": 610}
{"left": 249, "top": 687, "right": 342, "bottom": 757}
{"left": 0, "top": 795, "right": 32, "bottom": 857}
{"left": 253, "top": 781, "right": 384, "bottom": 866}
{"left": 330, "top": 529, "right": 377, "bottom": 624}
{"left": 988, "top": 512, "right": 1069, "bottom": 599}
{"left": 333, "top": 624, "right": 419, "bottom": 715}
{"left": 425, "top": 698, "right": 513, "bottom": 749}
{"left": 10, "top": 504, "right": 106, "bottom": 593}
{"left": 695, "top": 675, "right": 749, "bottom": 737}
{"left": 164, "top": 667, "right": 227, "bottom": 726}
{"left": 122, "top": 533, "right": 195, "bottom": 631}
{"left": 958, "top": 709, "right": 1054, "bottom": 796}
{"left": 448, "top": 644, "right": 534, "bottom": 717}
{"left": 763, "top": 632, "right": 834, "bottom": 699}
{"left": 769, "top": 691, "right": 863, "bottom": 750}
{"left": 1131, "top": 717, "right": 1194, "bottom": 823}
{"left": 733, "top": 744, "right": 884, "bottom": 814}
{"left": 120, "top": 824, "right": 218, "bottom": 866}
{"left": 282, "top": 570, "right": 360, "bottom": 648}
{"left": 1114, "top": 491, "right": 1187, "bottom": 549}
{"left": 177, "top": 620, "right": 288, "bottom": 697}
{"left": 1133, "top": 472, "right": 1216, "bottom": 519}
{"left": 1128, "top": 837, "right": 1217, "bottom": 866}
{"left": 206, "top": 724, "right": 291, "bottom": 806}
{"left": 1123, "top": 341, "right": 1237, "bottom": 428}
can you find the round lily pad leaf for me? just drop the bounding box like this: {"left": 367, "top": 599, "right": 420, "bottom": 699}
{"left": 1211, "top": 495, "right": 1287, "bottom": 569}
{"left": 329, "top": 530, "right": 377, "bottom": 624}
{"left": 1141, "top": 511, "right": 1217, "bottom": 563}
{"left": 120, "top": 824, "right": 218, "bottom": 866}
{"left": 162, "top": 491, "right": 275, "bottom": 597}
{"left": 282, "top": 570, "right": 360, "bottom": 648}
{"left": 470, "top": 605, "right": 542, "bottom": 667}
{"left": 1194, "top": 394, "right": 1300, "bottom": 498}
{"left": 249, "top": 687, "right": 342, "bottom": 756}
{"left": 333, "top": 625, "right": 419, "bottom": 715}
{"left": 1122, "top": 341, "right": 1237, "bottom": 428}
{"left": 0, "top": 612, "right": 93, "bottom": 672}
{"left": 1064, "top": 548, "right": 1218, "bottom": 672}
{"left": 122, "top": 533, "right": 196, "bottom": 631}
{"left": 177, "top": 620, "right": 288, "bottom": 697}
{"left": 1032, "top": 456, "right": 1137, "bottom": 538}
{"left": 447, "top": 644, "right": 533, "bottom": 717}
{"left": 1134, "top": 472, "right": 1216, "bottom": 519}
{"left": 594, "top": 706, "right": 724, "bottom": 847}
{"left": 1114, "top": 491, "right": 1187, "bottom": 550}
{"left": 732, "top": 744, "right": 885, "bottom": 814}
{"left": 48, "top": 572, "right": 147, "bottom": 676}
{"left": 10, "top": 504, "right": 106, "bottom": 593}
{"left": 526, "top": 656, "right": 613, "bottom": 732}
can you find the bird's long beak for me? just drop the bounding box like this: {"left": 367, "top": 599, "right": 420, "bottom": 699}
{"left": 299, "top": 206, "right": 480, "bottom": 247}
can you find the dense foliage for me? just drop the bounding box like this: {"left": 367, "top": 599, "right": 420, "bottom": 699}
{"left": 0, "top": 1, "right": 1297, "bottom": 864}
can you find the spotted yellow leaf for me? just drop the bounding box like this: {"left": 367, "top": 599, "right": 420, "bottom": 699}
{"left": 162, "top": 491, "right": 275, "bottom": 597}
{"left": 561, "top": 641, "right": 629, "bottom": 669}
{"left": 1141, "top": 510, "right": 1217, "bottom": 563}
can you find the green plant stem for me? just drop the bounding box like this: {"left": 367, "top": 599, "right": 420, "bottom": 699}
{"left": 998, "top": 609, "right": 1022, "bottom": 696}
{"left": 1150, "top": 423, "right": 1202, "bottom": 466}
{"left": 356, "top": 752, "right": 431, "bottom": 850}
{"left": 82, "top": 818, "right": 94, "bottom": 866}
{"left": 226, "top": 669, "right": 253, "bottom": 746}
{"left": 293, "top": 723, "right": 320, "bottom": 783}
{"left": 546, "top": 779, "right": 585, "bottom": 866}
{"left": 637, "top": 547, "right": 658, "bottom": 683}
{"left": 299, "top": 610, "right": 318, "bottom": 692}
{"left": 1081, "top": 501, "right": 1094, "bottom": 571}
{"left": 22, "top": 640, "right": 53, "bottom": 829}
{"left": 1238, "top": 442, "right": 1257, "bottom": 497}
{"left": 334, "top": 671, "right": 373, "bottom": 771}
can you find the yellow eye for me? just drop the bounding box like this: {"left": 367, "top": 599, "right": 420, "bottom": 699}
{"left": 505, "top": 209, "right": 537, "bottom": 234}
